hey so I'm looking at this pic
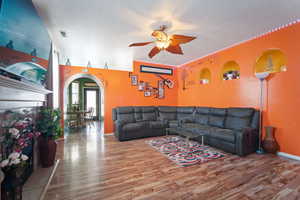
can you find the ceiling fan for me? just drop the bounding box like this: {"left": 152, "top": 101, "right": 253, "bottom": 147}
{"left": 129, "top": 25, "right": 196, "bottom": 58}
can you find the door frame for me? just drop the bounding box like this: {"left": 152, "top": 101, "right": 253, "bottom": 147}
{"left": 84, "top": 88, "right": 99, "bottom": 119}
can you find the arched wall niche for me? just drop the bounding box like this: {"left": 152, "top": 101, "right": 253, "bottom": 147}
{"left": 199, "top": 68, "right": 211, "bottom": 84}
{"left": 254, "top": 49, "right": 287, "bottom": 74}
{"left": 221, "top": 61, "right": 240, "bottom": 80}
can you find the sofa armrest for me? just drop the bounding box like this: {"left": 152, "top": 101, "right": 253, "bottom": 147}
{"left": 235, "top": 127, "right": 259, "bottom": 156}
{"left": 115, "top": 120, "right": 127, "bottom": 128}
{"left": 114, "top": 120, "right": 128, "bottom": 141}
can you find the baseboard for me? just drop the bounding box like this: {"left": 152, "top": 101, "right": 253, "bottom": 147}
{"left": 39, "top": 159, "right": 60, "bottom": 200}
{"left": 104, "top": 132, "right": 114, "bottom": 136}
{"left": 277, "top": 152, "right": 300, "bottom": 161}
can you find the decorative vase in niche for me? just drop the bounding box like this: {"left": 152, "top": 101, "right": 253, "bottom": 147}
{"left": 262, "top": 126, "right": 279, "bottom": 153}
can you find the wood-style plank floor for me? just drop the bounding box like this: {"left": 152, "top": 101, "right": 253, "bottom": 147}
{"left": 44, "top": 122, "right": 300, "bottom": 200}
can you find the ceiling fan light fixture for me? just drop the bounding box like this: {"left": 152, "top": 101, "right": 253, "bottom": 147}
{"left": 155, "top": 39, "right": 170, "bottom": 49}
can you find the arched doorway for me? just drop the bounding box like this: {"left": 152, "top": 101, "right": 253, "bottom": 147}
{"left": 63, "top": 74, "right": 105, "bottom": 132}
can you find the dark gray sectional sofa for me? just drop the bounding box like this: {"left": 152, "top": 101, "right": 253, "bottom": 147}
{"left": 112, "top": 106, "right": 259, "bottom": 156}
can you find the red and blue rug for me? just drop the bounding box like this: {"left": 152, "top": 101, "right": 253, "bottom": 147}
{"left": 146, "top": 136, "right": 225, "bottom": 167}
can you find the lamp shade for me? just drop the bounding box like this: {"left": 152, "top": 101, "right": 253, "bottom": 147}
{"left": 255, "top": 72, "right": 270, "bottom": 80}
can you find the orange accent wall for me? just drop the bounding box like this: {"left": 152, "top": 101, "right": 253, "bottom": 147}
{"left": 177, "top": 22, "right": 300, "bottom": 157}
{"left": 59, "top": 61, "right": 178, "bottom": 134}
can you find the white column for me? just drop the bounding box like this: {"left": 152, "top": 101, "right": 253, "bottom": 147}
{"left": 46, "top": 43, "right": 60, "bottom": 109}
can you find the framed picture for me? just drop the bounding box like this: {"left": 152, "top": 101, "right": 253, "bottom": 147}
{"left": 144, "top": 90, "right": 151, "bottom": 97}
{"left": 138, "top": 81, "right": 145, "bottom": 91}
{"left": 158, "top": 80, "right": 164, "bottom": 99}
{"left": 151, "top": 87, "right": 158, "bottom": 98}
{"left": 130, "top": 74, "right": 138, "bottom": 86}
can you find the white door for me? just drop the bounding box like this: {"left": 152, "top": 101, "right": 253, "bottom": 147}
{"left": 86, "top": 90, "right": 97, "bottom": 117}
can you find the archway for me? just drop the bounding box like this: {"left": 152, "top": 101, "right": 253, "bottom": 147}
{"left": 63, "top": 73, "right": 105, "bottom": 131}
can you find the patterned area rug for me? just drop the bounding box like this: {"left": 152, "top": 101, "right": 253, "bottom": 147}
{"left": 146, "top": 136, "right": 225, "bottom": 167}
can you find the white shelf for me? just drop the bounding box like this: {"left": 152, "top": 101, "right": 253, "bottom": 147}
{"left": 0, "top": 75, "right": 52, "bottom": 109}
{"left": 0, "top": 75, "right": 52, "bottom": 95}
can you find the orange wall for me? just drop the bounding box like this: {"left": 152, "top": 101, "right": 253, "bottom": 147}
{"left": 177, "top": 22, "right": 300, "bottom": 157}
{"left": 59, "top": 61, "right": 178, "bottom": 134}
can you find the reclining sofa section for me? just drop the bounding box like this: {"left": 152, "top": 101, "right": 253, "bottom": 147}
{"left": 112, "top": 106, "right": 259, "bottom": 156}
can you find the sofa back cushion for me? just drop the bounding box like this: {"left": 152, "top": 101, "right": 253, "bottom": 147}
{"left": 250, "top": 110, "right": 260, "bottom": 130}
{"left": 158, "top": 106, "right": 177, "bottom": 120}
{"left": 116, "top": 107, "right": 135, "bottom": 123}
{"left": 194, "top": 107, "right": 210, "bottom": 125}
{"left": 177, "top": 107, "right": 195, "bottom": 121}
{"left": 142, "top": 106, "right": 157, "bottom": 121}
{"left": 208, "top": 108, "right": 227, "bottom": 128}
{"left": 112, "top": 108, "right": 117, "bottom": 121}
{"left": 225, "top": 108, "right": 254, "bottom": 130}
{"left": 134, "top": 107, "right": 143, "bottom": 121}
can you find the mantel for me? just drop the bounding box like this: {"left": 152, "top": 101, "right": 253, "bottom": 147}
{"left": 0, "top": 75, "right": 52, "bottom": 110}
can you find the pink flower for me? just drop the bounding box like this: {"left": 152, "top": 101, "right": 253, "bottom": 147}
{"left": 14, "top": 121, "right": 28, "bottom": 129}
{"left": 9, "top": 152, "right": 20, "bottom": 160}
{"left": 27, "top": 133, "right": 34, "bottom": 139}
{"left": 35, "top": 132, "right": 41, "bottom": 137}
{"left": 9, "top": 128, "right": 20, "bottom": 138}
{"left": 18, "top": 138, "right": 26, "bottom": 147}
{"left": 15, "top": 148, "right": 22, "bottom": 153}
{"left": 21, "top": 155, "right": 28, "bottom": 161}
{"left": 1, "top": 159, "right": 9, "bottom": 168}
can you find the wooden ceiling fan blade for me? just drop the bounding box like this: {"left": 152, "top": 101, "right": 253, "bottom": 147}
{"left": 171, "top": 35, "right": 196, "bottom": 45}
{"left": 129, "top": 41, "right": 153, "bottom": 47}
{"left": 148, "top": 47, "right": 161, "bottom": 58}
{"left": 166, "top": 45, "right": 183, "bottom": 55}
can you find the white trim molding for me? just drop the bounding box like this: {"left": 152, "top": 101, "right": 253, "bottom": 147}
{"left": 277, "top": 152, "right": 300, "bottom": 161}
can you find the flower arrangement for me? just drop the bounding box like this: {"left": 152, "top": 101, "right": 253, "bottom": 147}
{"left": 0, "top": 152, "right": 28, "bottom": 171}
{"left": 0, "top": 116, "right": 40, "bottom": 171}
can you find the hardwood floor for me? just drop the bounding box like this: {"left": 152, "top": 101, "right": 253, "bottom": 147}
{"left": 44, "top": 123, "right": 300, "bottom": 200}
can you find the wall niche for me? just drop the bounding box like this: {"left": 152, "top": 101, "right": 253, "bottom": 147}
{"left": 199, "top": 68, "right": 211, "bottom": 84}
{"left": 254, "top": 49, "right": 287, "bottom": 74}
{"left": 221, "top": 61, "right": 240, "bottom": 80}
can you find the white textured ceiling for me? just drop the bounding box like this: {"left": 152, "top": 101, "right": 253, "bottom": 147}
{"left": 32, "top": 0, "right": 300, "bottom": 71}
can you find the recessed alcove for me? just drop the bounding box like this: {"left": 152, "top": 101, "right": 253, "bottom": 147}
{"left": 254, "top": 49, "right": 287, "bottom": 74}
{"left": 199, "top": 68, "right": 211, "bottom": 84}
{"left": 221, "top": 61, "right": 240, "bottom": 80}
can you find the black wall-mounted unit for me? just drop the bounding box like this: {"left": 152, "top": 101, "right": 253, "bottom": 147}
{"left": 140, "top": 65, "right": 173, "bottom": 76}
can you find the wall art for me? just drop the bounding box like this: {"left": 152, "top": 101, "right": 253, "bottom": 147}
{"left": 130, "top": 74, "right": 138, "bottom": 86}
{"left": 158, "top": 80, "right": 164, "bottom": 99}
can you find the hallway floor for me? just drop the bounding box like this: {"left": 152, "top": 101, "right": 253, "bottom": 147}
{"left": 44, "top": 123, "right": 300, "bottom": 200}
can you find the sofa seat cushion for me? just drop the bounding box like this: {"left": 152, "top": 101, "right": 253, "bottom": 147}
{"left": 210, "top": 128, "right": 235, "bottom": 143}
{"left": 168, "top": 120, "right": 179, "bottom": 128}
{"left": 182, "top": 123, "right": 212, "bottom": 135}
{"left": 149, "top": 121, "right": 167, "bottom": 129}
{"left": 208, "top": 116, "right": 225, "bottom": 128}
{"left": 182, "top": 123, "right": 199, "bottom": 128}
{"left": 122, "top": 122, "right": 147, "bottom": 132}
